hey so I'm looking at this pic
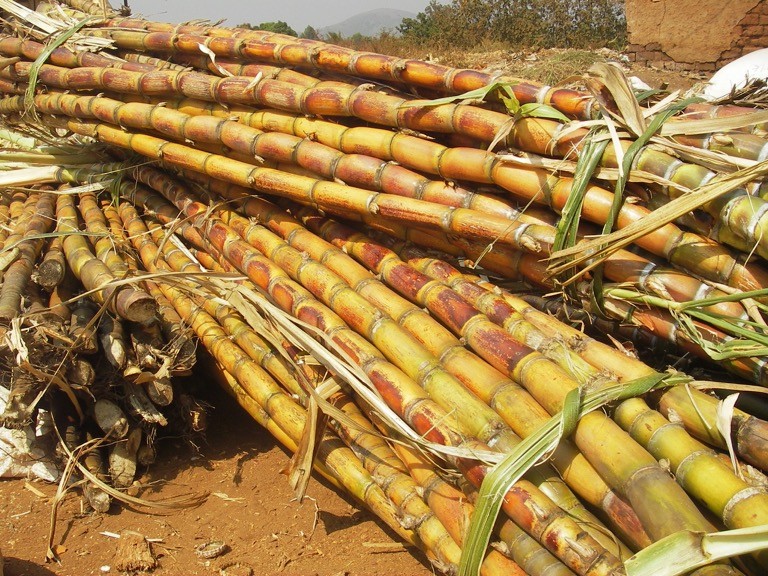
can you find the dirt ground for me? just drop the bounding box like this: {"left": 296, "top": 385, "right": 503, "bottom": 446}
{"left": 0, "top": 383, "right": 431, "bottom": 576}
{"left": 0, "top": 49, "right": 705, "bottom": 576}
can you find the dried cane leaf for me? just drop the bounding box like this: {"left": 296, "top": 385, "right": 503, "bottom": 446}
{"left": 716, "top": 394, "right": 742, "bottom": 480}
{"left": 585, "top": 62, "right": 647, "bottom": 137}
{"left": 287, "top": 392, "right": 328, "bottom": 502}
{"left": 197, "top": 43, "right": 233, "bottom": 77}
{"left": 662, "top": 110, "right": 768, "bottom": 136}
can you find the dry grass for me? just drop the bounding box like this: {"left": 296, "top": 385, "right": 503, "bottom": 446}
{"left": 336, "top": 35, "right": 611, "bottom": 86}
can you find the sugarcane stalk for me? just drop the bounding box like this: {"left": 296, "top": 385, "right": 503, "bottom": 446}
{"left": 88, "top": 217, "right": 129, "bottom": 372}
{"left": 143, "top": 214, "right": 316, "bottom": 400}
{"left": 0, "top": 190, "right": 55, "bottom": 320}
{"left": 146, "top": 377, "right": 173, "bottom": 407}
{"left": 53, "top": 93, "right": 535, "bottom": 248}
{"left": 55, "top": 191, "right": 156, "bottom": 323}
{"left": 0, "top": 34, "right": 152, "bottom": 72}
{"left": 68, "top": 357, "right": 97, "bottom": 388}
{"left": 672, "top": 131, "right": 768, "bottom": 162}
{"left": 0, "top": 189, "right": 20, "bottom": 249}
{"left": 77, "top": 190, "right": 132, "bottom": 278}
{"left": 655, "top": 385, "right": 768, "bottom": 473}
{"left": 192, "top": 150, "right": 752, "bottom": 324}
{"left": 681, "top": 102, "right": 768, "bottom": 135}
{"left": 69, "top": 297, "right": 99, "bottom": 354}
{"left": 524, "top": 285, "right": 764, "bottom": 389}
{"left": 112, "top": 177, "right": 215, "bottom": 259}
{"left": 168, "top": 53, "right": 328, "bottom": 86}
{"left": 187, "top": 246, "right": 224, "bottom": 273}
{"left": 141, "top": 204, "right": 521, "bottom": 549}
{"left": 37, "top": 234, "right": 67, "bottom": 289}
{"left": 91, "top": 20, "right": 597, "bottom": 118}
{"left": 0, "top": 190, "right": 39, "bottom": 274}
{"left": 59, "top": 0, "right": 116, "bottom": 16}
{"left": 48, "top": 265, "right": 77, "bottom": 324}
{"left": 117, "top": 51, "right": 189, "bottom": 71}
{"left": 176, "top": 281, "right": 303, "bottom": 395}
{"left": 0, "top": 76, "right": 21, "bottom": 94}
{"left": 82, "top": 431, "right": 112, "bottom": 513}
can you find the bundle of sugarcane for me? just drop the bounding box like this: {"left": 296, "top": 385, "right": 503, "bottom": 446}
{"left": 0, "top": 145, "right": 209, "bottom": 532}
{"left": 0, "top": 151, "right": 560, "bottom": 575}
{"left": 2, "top": 0, "right": 768, "bottom": 574}
{"left": 1, "top": 3, "right": 767, "bottom": 385}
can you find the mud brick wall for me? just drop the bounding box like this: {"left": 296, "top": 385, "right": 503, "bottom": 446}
{"left": 625, "top": 0, "right": 768, "bottom": 72}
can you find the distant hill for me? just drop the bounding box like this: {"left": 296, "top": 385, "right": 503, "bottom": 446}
{"left": 318, "top": 8, "right": 415, "bottom": 38}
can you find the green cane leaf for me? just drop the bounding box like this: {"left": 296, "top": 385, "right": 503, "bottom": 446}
{"left": 519, "top": 102, "right": 570, "bottom": 122}
{"left": 625, "top": 526, "right": 768, "bottom": 576}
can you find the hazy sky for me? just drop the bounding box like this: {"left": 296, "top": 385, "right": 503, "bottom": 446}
{"left": 125, "top": 0, "right": 433, "bottom": 32}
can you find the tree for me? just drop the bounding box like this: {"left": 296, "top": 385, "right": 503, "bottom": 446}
{"left": 398, "top": 0, "right": 457, "bottom": 46}
{"left": 324, "top": 31, "right": 344, "bottom": 44}
{"left": 398, "top": 10, "right": 438, "bottom": 39}
{"left": 300, "top": 25, "right": 319, "bottom": 40}
{"left": 258, "top": 21, "right": 298, "bottom": 36}
{"left": 236, "top": 21, "right": 297, "bottom": 36}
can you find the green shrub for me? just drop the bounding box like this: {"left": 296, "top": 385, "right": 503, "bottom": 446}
{"left": 399, "top": 0, "right": 626, "bottom": 50}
